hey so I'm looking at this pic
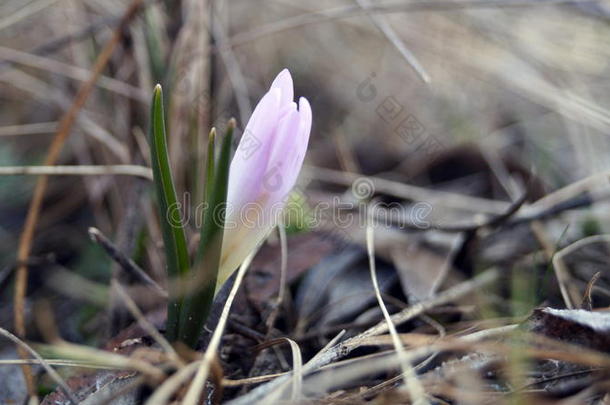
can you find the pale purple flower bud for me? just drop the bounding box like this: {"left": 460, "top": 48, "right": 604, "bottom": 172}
{"left": 218, "top": 69, "right": 312, "bottom": 286}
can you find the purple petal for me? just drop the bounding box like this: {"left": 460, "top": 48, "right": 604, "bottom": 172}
{"left": 264, "top": 108, "right": 301, "bottom": 205}
{"left": 270, "top": 69, "right": 294, "bottom": 107}
{"left": 277, "top": 97, "right": 312, "bottom": 197}
{"left": 297, "top": 97, "right": 312, "bottom": 152}
{"left": 268, "top": 103, "right": 298, "bottom": 166}
{"left": 227, "top": 88, "right": 281, "bottom": 211}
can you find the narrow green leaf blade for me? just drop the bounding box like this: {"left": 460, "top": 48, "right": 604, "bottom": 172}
{"left": 204, "top": 128, "right": 217, "bottom": 207}
{"left": 149, "top": 85, "right": 190, "bottom": 343}
{"left": 179, "top": 120, "right": 234, "bottom": 348}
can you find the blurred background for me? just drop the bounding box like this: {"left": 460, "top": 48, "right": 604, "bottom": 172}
{"left": 3, "top": 0, "right": 610, "bottom": 402}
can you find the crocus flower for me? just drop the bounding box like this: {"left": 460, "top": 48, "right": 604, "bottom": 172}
{"left": 216, "top": 69, "right": 312, "bottom": 286}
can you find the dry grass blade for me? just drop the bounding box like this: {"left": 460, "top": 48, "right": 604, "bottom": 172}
{"left": 111, "top": 280, "right": 181, "bottom": 366}
{"left": 226, "top": 0, "right": 579, "bottom": 48}
{"left": 97, "top": 376, "right": 148, "bottom": 405}
{"left": 0, "top": 45, "right": 147, "bottom": 101}
{"left": 582, "top": 271, "right": 602, "bottom": 310}
{"left": 531, "top": 220, "right": 577, "bottom": 309}
{"left": 255, "top": 332, "right": 347, "bottom": 403}
{"left": 0, "top": 327, "right": 78, "bottom": 405}
{"left": 266, "top": 223, "right": 288, "bottom": 330}
{"left": 0, "top": 121, "right": 57, "bottom": 137}
{"left": 307, "top": 166, "right": 510, "bottom": 214}
{"left": 365, "top": 212, "right": 429, "bottom": 405}
{"left": 222, "top": 372, "right": 287, "bottom": 387}
{"left": 182, "top": 250, "right": 257, "bottom": 405}
{"left": 259, "top": 337, "right": 304, "bottom": 402}
{"left": 355, "top": 0, "right": 430, "bottom": 83}
{"left": 210, "top": 8, "right": 251, "bottom": 126}
{"left": 527, "top": 170, "right": 610, "bottom": 214}
{"left": 12, "top": 0, "right": 145, "bottom": 393}
{"left": 363, "top": 268, "right": 499, "bottom": 338}
{"left": 459, "top": 324, "right": 519, "bottom": 342}
{"left": 144, "top": 361, "right": 201, "bottom": 405}
{"left": 0, "top": 165, "right": 153, "bottom": 179}
{"left": 552, "top": 234, "right": 610, "bottom": 309}
{"left": 0, "top": 358, "right": 120, "bottom": 369}
{"left": 37, "top": 341, "right": 165, "bottom": 381}
{"left": 311, "top": 330, "right": 346, "bottom": 361}
{"left": 0, "top": 0, "right": 62, "bottom": 31}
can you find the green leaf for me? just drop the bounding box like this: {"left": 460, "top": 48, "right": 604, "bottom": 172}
{"left": 178, "top": 120, "right": 235, "bottom": 348}
{"left": 149, "top": 85, "right": 190, "bottom": 343}
{"left": 204, "top": 128, "right": 217, "bottom": 209}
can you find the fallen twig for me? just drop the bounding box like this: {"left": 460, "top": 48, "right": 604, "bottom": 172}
{"left": 89, "top": 227, "right": 167, "bottom": 298}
